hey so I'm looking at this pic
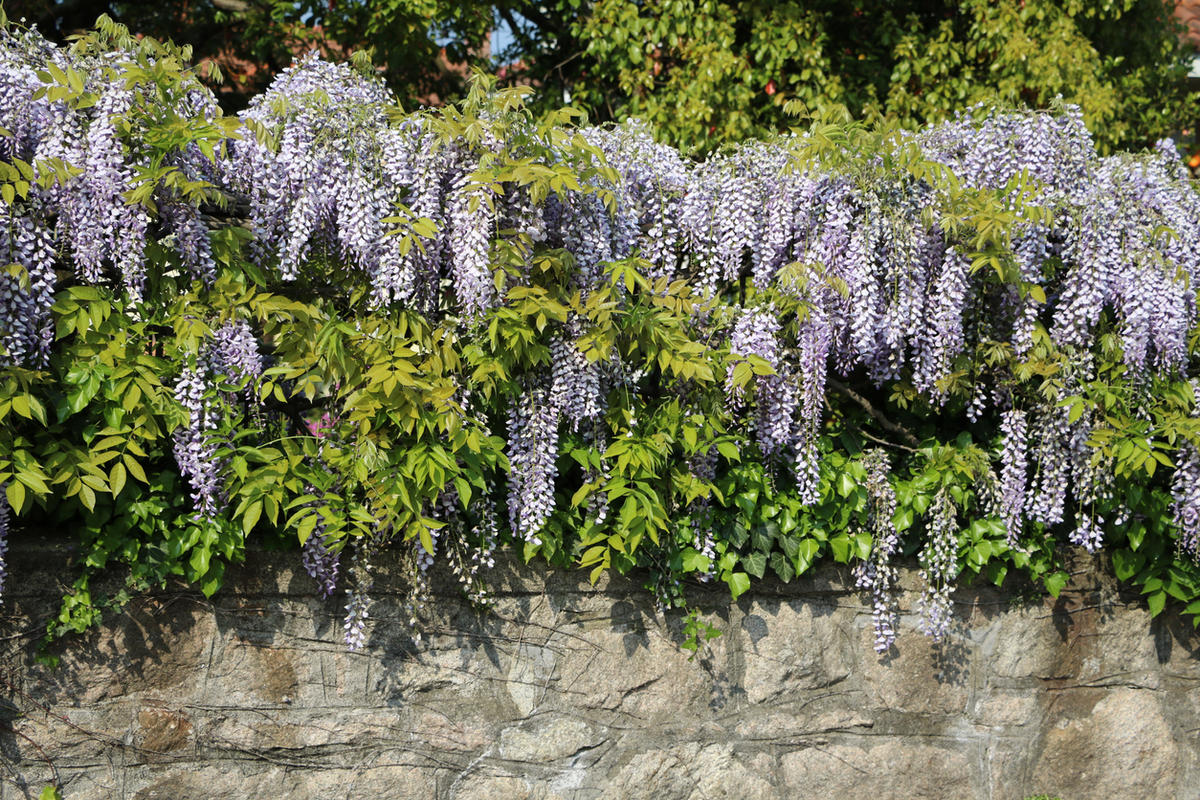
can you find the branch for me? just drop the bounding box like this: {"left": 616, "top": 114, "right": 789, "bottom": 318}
{"left": 826, "top": 376, "right": 921, "bottom": 449}
{"left": 497, "top": 7, "right": 536, "bottom": 58}
{"left": 508, "top": 3, "right": 564, "bottom": 36}
{"left": 859, "top": 429, "right": 916, "bottom": 454}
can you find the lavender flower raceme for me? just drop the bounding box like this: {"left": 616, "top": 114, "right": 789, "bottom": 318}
{"left": 507, "top": 381, "right": 560, "bottom": 546}
{"left": 726, "top": 306, "right": 800, "bottom": 461}
{"left": 301, "top": 523, "right": 340, "bottom": 599}
{"left": 998, "top": 409, "right": 1028, "bottom": 547}
{"left": 343, "top": 547, "right": 374, "bottom": 652}
{"left": 172, "top": 363, "right": 223, "bottom": 518}
{"left": 549, "top": 330, "right": 603, "bottom": 431}
{"left": 0, "top": 215, "right": 56, "bottom": 367}
{"left": 1172, "top": 445, "right": 1200, "bottom": 560}
{"left": 0, "top": 487, "right": 9, "bottom": 606}
{"left": 1070, "top": 511, "right": 1105, "bottom": 554}
{"left": 448, "top": 168, "right": 498, "bottom": 317}
{"left": 917, "top": 490, "right": 960, "bottom": 641}
{"left": 852, "top": 450, "right": 900, "bottom": 653}
{"left": 687, "top": 447, "right": 719, "bottom": 582}
{"left": 206, "top": 319, "right": 264, "bottom": 388}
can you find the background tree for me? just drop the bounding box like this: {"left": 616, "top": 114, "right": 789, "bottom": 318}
{"left": 5, "top": 1, "right": 1196, "bottom": 147}
{"left": 504, "top": 0, "right": 1198, "bottom": 152}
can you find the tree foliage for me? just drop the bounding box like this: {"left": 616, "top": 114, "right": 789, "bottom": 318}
{"left": 546, "top": 0, "right": 1197, "bottom": 152}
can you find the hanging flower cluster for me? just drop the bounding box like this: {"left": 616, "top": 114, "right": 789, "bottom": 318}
{"left": 917, "top": 490, "right": 961, "bottom": 641}
{"left": 0, "top": 487, "right": 9, "bottom": 606}
{"left": 343, "top": 546, "right": 373, "bottom": 652}
{"left": 852, "top": 450, "right": 901, "bottom": 653}
{"left": 301, "top": 524, "right": 341, "bottom": 599}
{"left": 171, "top": 320, "right": 264, "bottom": 518}
{"left": 0, "top": 25, "right": 222, "bottom": 371}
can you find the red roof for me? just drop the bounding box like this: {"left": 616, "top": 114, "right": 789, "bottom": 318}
{"left": 1174, "top": 0, "right": 1200, "bottom": 49}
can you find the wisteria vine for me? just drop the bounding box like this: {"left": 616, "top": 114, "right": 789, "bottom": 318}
{"left": 3, "top": 20, "right": 1200, "bottom": 654}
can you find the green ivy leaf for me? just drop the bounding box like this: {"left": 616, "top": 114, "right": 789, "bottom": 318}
{"left": 770, "top": 551, "right": 794, "bottom": 581}
{"left": 741, "top": 551, "right": 767, "bottom": 579}
{"left": 723, "top": 571, "right": 751, "bottom": 601}
{"left": 1044, "top": 570, "right": 1070, "bottom": 599}
{"left": 200, "top": 560, "right": 225, "bottom": 598}
{"left": 680, "top": 547, "right": 711, "bottom": 574}
{"left": 794, "top": 538, "right": 820, "bottom": 575}
{"left": 1111, "top": 549, "right": 1142, "bottom": 582}
{"left": 1147, "top": 589, "right": 1167, "bottom": 618}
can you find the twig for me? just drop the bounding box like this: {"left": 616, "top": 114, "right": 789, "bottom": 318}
{"left": 11, "top": 727, "right": 60, "bottom": 789}
{"left": 859, "top": 428, "right": 916, "bottom": 454}
{"left": 826, "top": 376, "right": 921, "bottom": 449}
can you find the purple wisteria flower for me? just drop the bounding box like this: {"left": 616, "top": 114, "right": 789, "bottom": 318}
{"left": 851, "top": 450, "right": 900, "bottom": 653}
{"left": 172, "top": 363, "right": 223, "bottom": 519}
{"left": 301, "top": 526, "right": 340, "bottom": 599}
{"left": 998, "top": 409, "right": 1028, "bottom": 547}
{"left": 917, "top": 490, "right": 960, "bottom": 641}
{"left": 0, "top": 487, "right": 9, "bottom": 606}
{"left": 507, "top": 380, "right": 560, "bottom": 546}
{"left": 343, "top": 547, "right": 373, "bottom": 651}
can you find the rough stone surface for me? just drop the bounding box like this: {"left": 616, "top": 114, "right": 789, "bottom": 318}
{"left": 2, "top": 535, "right": 1200, "bottom": 799}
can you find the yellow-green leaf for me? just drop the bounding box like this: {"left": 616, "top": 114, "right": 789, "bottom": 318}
{"left": 6, "top": 480, "right": 25, "bottom": 513}
{"left": 107, "top": 462, "right": 126, "bottom": 497}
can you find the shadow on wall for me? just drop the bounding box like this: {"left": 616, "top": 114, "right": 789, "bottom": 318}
{"left": 2, "top": 537, "right": 1200, "bottom": 799}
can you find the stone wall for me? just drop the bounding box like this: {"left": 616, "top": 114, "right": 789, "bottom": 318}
{"left": 2, "top": 532, "right": 1199, "bottom": 800}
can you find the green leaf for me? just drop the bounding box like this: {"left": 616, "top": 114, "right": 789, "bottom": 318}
{"left": 1147, "top": 589, "right": 1167, "bottom": 618}
{"left": 65, "top": 369, "right": 103, "bottom": 413}
{"left": 242, "top": 501, "right": 262, "bottom": 535}
{"left": 794, "top": 538, "right": 820, "bottom": 574}
{"left": 109, "top": 462, "right": 127, "bottom": 498}
{"left": 6, "top": 480, "right": 25, "bottom": 513}
{"left": 123, "top": 454, "right": 148, "bottom": 484}
{"left": 200, "top": 560, "right": 225, "bottom": 598}
{"left": 741, "top": 551, "right": 767, "bottom": 579}
{"left": 78, "top": 483, "right": 96, "bottom": 511}
{"left": 723, "top": 571, "right": 751, "bottom": 601}
{"left": 190, "top": 544, "right": 211, "bottom": 577}
{"left": 829, "top": 533, "right": 851, "bottom": 563}
{"left": 11, "top": 394, "right": 30, "bottom": 419}
{"left": 770, "top": 551, "right": 795, "bottom": 581}
{"left": 16, "top": 469, "right": 49, "bottom": 495}
{"left": 1044, "top": 570, "right": 1069, "bottom": 599}
{"left": 680, "top": 547, "right": 711, "bottom": 573}
{"left": 715, "top": 440, "right": 739, "bottom": 461}
{"left": 853, "top": 531, "right": 873, "bottom": 560}
{"left": 1126, "top": 523, "right": 1145, "bottom": 551}
{"left": 1111, "top": 549, "right": 1142, "bottom": 582}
